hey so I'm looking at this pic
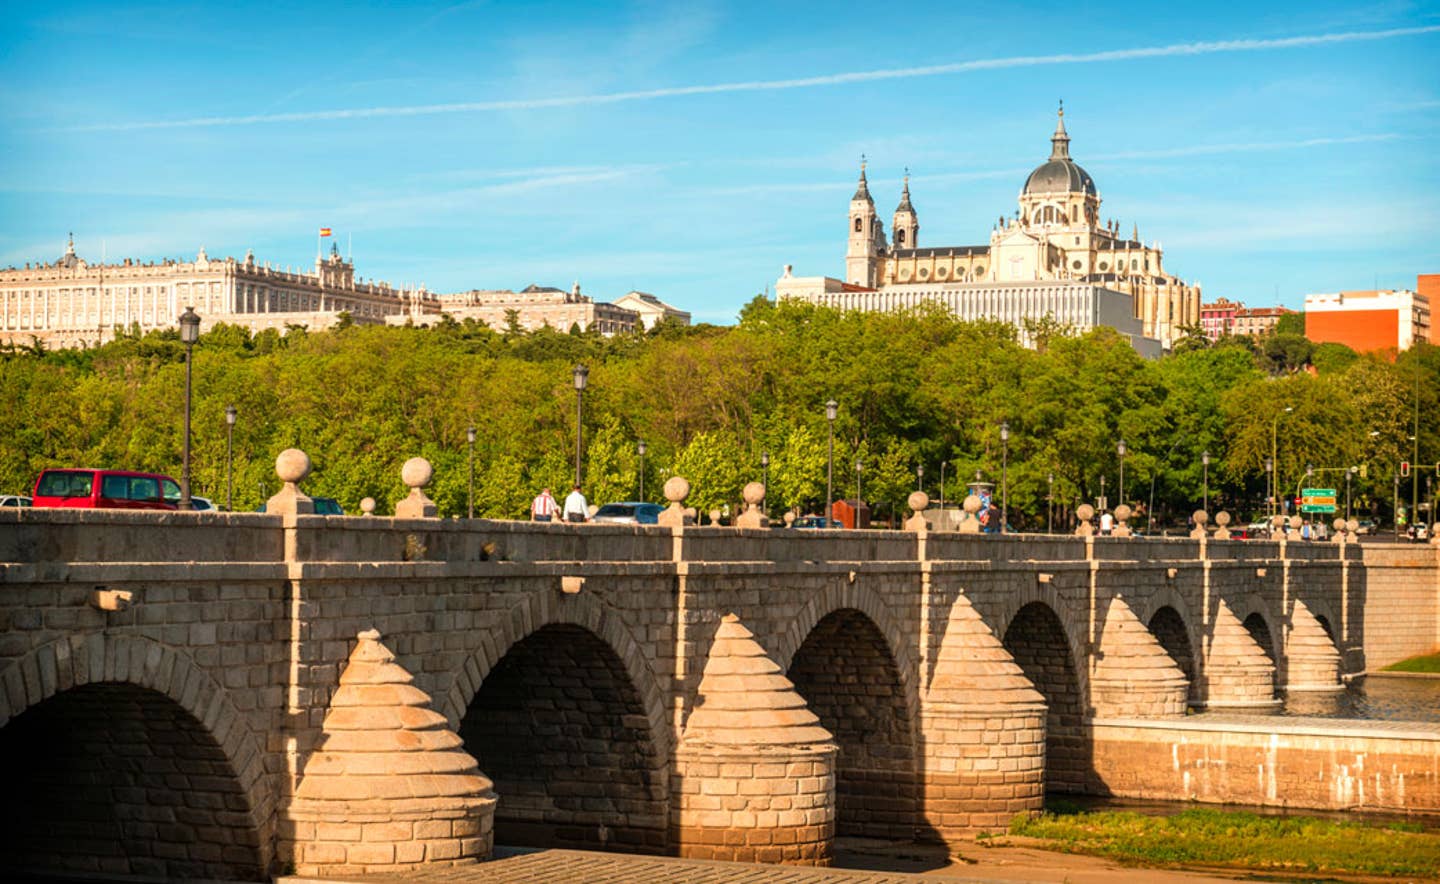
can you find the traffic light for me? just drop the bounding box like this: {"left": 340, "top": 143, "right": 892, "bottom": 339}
{"left": 1401, "top": 461, "right": 1410, "bottom": 477}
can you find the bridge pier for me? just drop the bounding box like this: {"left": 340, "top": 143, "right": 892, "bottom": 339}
{"left": 282, "top": 630, "right": 496, "bottom": 877}
{"left": 1196, "top": 598, "right": 1281, "bottom": 711}
{"left": 672, "top": 614, "right": 837, "bottom": 865}
{"left": 919, "top": 592, "right": 1046, "bottom": 839}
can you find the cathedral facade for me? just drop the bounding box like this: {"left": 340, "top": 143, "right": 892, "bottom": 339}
{"left": 812, "top": 106, "right": 1201, "bottom": 349}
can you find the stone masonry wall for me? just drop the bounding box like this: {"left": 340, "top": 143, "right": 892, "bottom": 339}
{"left": 1088, "top": 718, "right": 1440, "bottom": 813}
{"left": 1357, "top": 544, "right": 1440, "bottom": 669}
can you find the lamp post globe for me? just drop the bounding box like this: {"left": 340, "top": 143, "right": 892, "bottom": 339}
{"left": 855, "top": 458, "right": 863, "bottom": 507}
{"left": 1264, "top": 456, "right": 1274, "bottom": 520}
{"left": 177, "top": 307, "right": 201, "bottom": 511}
{"left": 224, "top": 404, "right": 237, "bottom": 513}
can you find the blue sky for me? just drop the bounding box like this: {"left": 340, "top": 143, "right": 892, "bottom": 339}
{"left": 2, "top": 1, "right": 1437, "bottom": 324}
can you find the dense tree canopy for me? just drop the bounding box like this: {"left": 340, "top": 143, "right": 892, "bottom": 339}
{"left": 2, "top": 303, "right": 1436, "bottom": 530}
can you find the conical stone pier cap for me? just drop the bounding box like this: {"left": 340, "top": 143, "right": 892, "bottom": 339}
{"left": 682, "top": 614, "right": 836, "bottom": 748}
{"left": 295, "top": 629, "right": 496, "bottom": 802}
{"left": 928, "top": 593, "right": 1045, "bottom": 710}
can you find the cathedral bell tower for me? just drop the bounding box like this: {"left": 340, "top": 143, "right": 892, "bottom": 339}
{"left": 892, "top": 171, "right": 918, "bottom": 250}
{"left": 845, "top": 160, "right": 886, "bottom": 288}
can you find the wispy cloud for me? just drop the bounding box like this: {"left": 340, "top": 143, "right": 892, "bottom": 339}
{"left": 65, "top": 25, "right": 1440, "bottom": 132}
{"left": 1090, "top": 133, "right": 1406, "bottom": 161}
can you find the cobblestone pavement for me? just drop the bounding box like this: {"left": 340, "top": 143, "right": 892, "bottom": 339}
{"left": 281, "top": 848, "right": 992, "bottom": 884}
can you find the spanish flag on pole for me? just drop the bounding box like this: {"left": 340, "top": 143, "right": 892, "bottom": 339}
{"left": 319, "top": 227, "right": 332, "bottom": 237}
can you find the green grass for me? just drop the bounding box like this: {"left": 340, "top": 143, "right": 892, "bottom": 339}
{"left": 1009, "top": 806, "right": 1440, "bottom": 878}
{"left": 1383, "top": 652, "right": 1440, "bottom": 673}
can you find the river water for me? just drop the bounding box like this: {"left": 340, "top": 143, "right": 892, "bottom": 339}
{"left": 1191, "top": 674, "right": 1440, "bottom": 723}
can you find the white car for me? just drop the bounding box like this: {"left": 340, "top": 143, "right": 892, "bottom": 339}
{"left": 0, "top": 495, "right": 32, "bottom": 508}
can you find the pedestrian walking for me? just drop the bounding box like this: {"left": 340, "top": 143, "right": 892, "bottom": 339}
{"left": 531, "top": 487, "right": 559, "bottom": 522}
{"left": 563, "top": 485, "right": 589, "bottom": 523}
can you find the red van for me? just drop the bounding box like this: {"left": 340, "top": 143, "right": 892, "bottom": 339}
{"left": 31, "top": 469, "right": 182, "bottom": 510}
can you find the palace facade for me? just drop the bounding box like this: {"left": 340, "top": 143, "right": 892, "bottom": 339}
{"left": 780, "top": 106, "right": 1202, "bottom": 350}
{"left": 0, "top": 237, "right": 414, "bottom": 348}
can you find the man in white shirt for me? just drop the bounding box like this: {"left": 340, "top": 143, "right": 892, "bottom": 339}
{"left": 563, "top": 485, "right": 589, "bottom": 523}
{"left": 1099, "top": 511, "right": 1114, "bottom": 535}
{"left": 531, "top": 488, "right": 558, "bottom": 522}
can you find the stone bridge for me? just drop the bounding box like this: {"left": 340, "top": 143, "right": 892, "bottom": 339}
{"left": 1, "top": 507, "right": 1436, "bottom": 881}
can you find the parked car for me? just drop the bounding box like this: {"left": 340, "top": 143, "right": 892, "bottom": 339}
{"left": 792, "top": 516, "right": 842, "bottom": 529}
{"left": 31, "top": 468, "right": 182, "bottom": 510}
{"left": 257, "top": 496, "right": 344, "bottom": 515}
{"left": 190, "top": 496, "right": 214, "bottom": 511}
{"left": 0, "top": 495, "right": 31, "bottom": 508}
{"left": 590, "top": 502, "right": 664, "bottom": 524}
{"left": 1355, "top": 519, "right": 1376, "bottom": 535}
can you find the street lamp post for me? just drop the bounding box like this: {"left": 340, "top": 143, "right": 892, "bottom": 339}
{"left": 224, "top": 405, "right": 237, "bottom": 513}
{"left": 825, "top": 399, "right": 838, "bottom": 526}
{"left": 1047, "top": 472, "right": 1054, "bottom": 534}
{"left": 1270, "top": 406, "right": 1293, "bottom": 519}
{"left": 1264, "top": 456, "right": 1274, "bottom": 521}
{"left": 1394, "top": 473, "right": 1402, "bottom": 541}
{"left": 1345, "top": 465, "right": 1356, "bottom": 522}
{"left": 939, "top": 460, "right": 947, "bottom": 511}
{"left": 638, "top": 440, "right": 647, "bottom": 501}
{"left": 1000, "top": 421, "right": 1010, "bottom": 535}
{"left": 178, "top": 307, "right": 201, "bottom": 511}
{"left": 572, "top": 364, "right": 588, "bottom": 488}
{"left": 466, "top": 425, "right": 476, "bottom": 518}
{"left": 1296, "top": 463, "right": 1314, "bottom": 527}
{"left": 760, "top": 450, "right": 769, "bottom": 513}
{"left": 855, "top": 459, "right": 863, "bottom": 507}
{"left": 1099, "top": 474, "right": 1107, "bottom": 511}
{"left": 1202, "top": 450, "right": 1211, "bottom": 514}
{"left": 1117, "top": 438, "right": 1127, "bottom": 510}
{"left": 917, "top": 463, "right": 924, "bottom": 493}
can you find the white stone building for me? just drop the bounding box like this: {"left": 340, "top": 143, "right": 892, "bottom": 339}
{"left": 0, "top": 237, "right": 413, "bottom": 348}
{"left": 611, "top": 291, "right": 691, "bottom": 329}
{"left": 784, "top": 105, "right": 1199, "bottom": 351}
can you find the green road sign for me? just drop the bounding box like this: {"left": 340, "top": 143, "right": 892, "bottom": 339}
{"left": 1300, "top": 488, "right": 1337, "bottom": 514}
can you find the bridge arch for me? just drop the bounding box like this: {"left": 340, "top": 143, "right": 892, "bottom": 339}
{"left": 779, "top": 585, "right": 919, "bottom": 840}
{"left": 1229, "top": 595, "right": 1282, "bottom": 665}
{"left": 0, "top": 634, "right": 271, "bottom": 880}
{"left": 444, "top": 593, "right": 669, "bottom": 855}
{"left": 1133, "top": 587, "right": 1202, "bottom": 697}
{"left": 995, "top": 589, "right": 1090, "bottom": 794}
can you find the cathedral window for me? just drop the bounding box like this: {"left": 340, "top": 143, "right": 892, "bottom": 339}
{"left": 918, "top": 268, "right": 928, "bottom": 279}
{"left": 974, "top": 265, "right": 985, "bottom": 276}
{"left": 1098, "top": 262, "right": 1109, "bottom": 271}
{"left": 1131, "top": 259, "right": 1138, "bottom": 270}
{"left": 1072, "top": 260, "right": 1083, "bottom": 270}
{"left": 1071, "top": 206, "right": 1078, "bottom": 222}
{"left": 897, "top": 229, "right": 906, "bottom": 245}
{"left": 936, "top": 267, "right": 947, "bottom": 279}
{"left": 854, "top": 217, "right": 862, "bottom": 232}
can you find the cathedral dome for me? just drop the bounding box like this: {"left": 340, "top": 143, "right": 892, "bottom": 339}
{"left": 1023, "top": 158, "right": 1096, "bottom": 196}
{"left": 1023, "top": 104, "right": 1096, "bottom": 196}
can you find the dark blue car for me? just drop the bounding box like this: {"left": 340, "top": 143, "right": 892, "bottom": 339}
{"left": 591, "top": 502, "right": 664, "bottom": 524}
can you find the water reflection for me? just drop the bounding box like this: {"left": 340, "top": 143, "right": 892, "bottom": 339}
{"left": 1194, "top": 675, "right": 1440, "bottom": 722}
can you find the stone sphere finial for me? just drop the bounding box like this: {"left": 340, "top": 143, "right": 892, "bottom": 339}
{"left": 276, "top": 448, "right": 312, "bottom": 484}
{"left": 1193, "top": 509, "right": 1208, "bottom": 526}
{"left": 401, "top": 457, "right": 433, "bottom": 489}
{"left": 908, "top": 491, "right": 929, "bottom": 513}
{"left": 742, "top": 482, "right": 765, "bottom": 506}
{"left": 962, "top": 494, "right": 981, "bottom": 514}
{"left": 904, "top": 491, "right": 930, "bottom": 533}
{"left": 360, "top": 497, "right": 376, "bottom": 516}
{"left": 1114, "top": 504, "right": 1132, "bottom": 522}
{"left": 1288, "top": 515, "right": 1302, "bottom": 530}
{"left": 735, "top": 481, "right": 770, "bottom": 529}
{"left": 1215, "top": 511, "right": 1231, "bottom": 526}
{"left": 664, "top": 476, "right": 690, "bottom": 504}
{"left": 1332, "top": 517, "right": 1346, "bottom": 533}
{"left": 784, "top": 511, "right": 796, "bottom": 526}
{"left": 1077, "top": 503, "right": 1095, "bottom": 522}
{"left": 1347, "top": 518, "right": 1359, "bottom": 533}
{"left": 708, "top": 509, "right": 722, "bottom": 525}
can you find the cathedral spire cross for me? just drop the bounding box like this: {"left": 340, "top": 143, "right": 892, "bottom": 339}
{"left": 1050, "top": 101, "right": 1071, "bottom": 161}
